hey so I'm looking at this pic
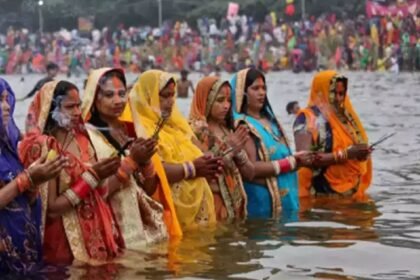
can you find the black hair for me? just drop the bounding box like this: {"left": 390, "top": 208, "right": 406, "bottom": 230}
{"left": 89, "top": 70, "right": 128, "bottom": 154}
{"left": 240, "top": 68, "right": 267, "bottom": 115}
{"left": 46, "top": 62, "right": 59, "bottom": 71}
{"left": 218, "top": 82, "right": 235, "bottom": 130}
{"left": 286, "top": 101, "right": 299, "bottom": 115}
{"left": 44, "top": 81, "right": 79, "bottom": 134}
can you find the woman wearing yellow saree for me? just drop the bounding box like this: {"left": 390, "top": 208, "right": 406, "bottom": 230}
{"left": 82, "top": 67, "right": 181, "bottom": 245}
{"left": 121, "top": 70, "right": 219, "bottom": 230}
{"left": 294, "top": 70, "right": 372, "bottom": 200}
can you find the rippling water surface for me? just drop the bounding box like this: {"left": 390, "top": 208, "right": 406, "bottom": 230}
{"left": 2, "top": 71, "right": 420, "bottom": 279}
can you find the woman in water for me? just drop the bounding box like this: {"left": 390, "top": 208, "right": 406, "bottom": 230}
{"left": 122, "top": 70, "right": 222, "bottom": 230}
{"left": 294, "top": 70, "right": 372, "bottom": 199}
{"left": 230, "top": 68, "right": 313, "bottom": 218}
{"left": 82, "top": 67, "right": 181, "bottom": 244}
{"left": 19, "top": 80, "right": 123, "bottom": 264}
{"left": 0, "top": 78, "right": 67, "bottom": 275}
{"left": 189, "top": 76, "right": 254, "bottom": 221}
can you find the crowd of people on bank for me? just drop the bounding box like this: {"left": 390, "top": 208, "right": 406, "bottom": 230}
{"left": 1, "top": 10, "right": 419, "bottom": 76}
{"left": 0, "top": 65, "right": 373, "bottom": 275}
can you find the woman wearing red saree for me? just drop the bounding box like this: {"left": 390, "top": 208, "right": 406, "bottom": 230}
{"left": 19, "top": 81, "right": 123, "bottom": 265}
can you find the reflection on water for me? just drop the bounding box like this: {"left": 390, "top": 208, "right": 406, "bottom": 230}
{"left": 1, "top": 71, "right": 420, "bottom": 279}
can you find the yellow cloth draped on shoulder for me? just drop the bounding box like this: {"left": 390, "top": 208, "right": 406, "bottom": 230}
{"left": 81, "top": 67, "right": 182, "bottom": 242}
{"left": 120, "top": 70, "right": 216, "bottom": 230}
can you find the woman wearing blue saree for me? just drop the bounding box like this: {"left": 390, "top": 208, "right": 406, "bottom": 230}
{"left": 230, "top": 68, "right": 313, "bottom": 219}
{"left": 0, "top": 78, "right": 66, "bottom": 275}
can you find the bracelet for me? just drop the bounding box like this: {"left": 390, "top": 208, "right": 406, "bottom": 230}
{"left": 141, "top": 162, "right": 156, "bottom": 179}
{"left": 183, "top": 161, "right": 196, "bottom": 179}
{"left": 272, "top": 161, "right": 280, "bottom": 175}
{"left": 125, "top": 156, "right": 139, "bottom": 171}
{"left": 71, "top": 178, "right": 92, "bottom": 200}
{"left": 288, "top": 156, "right": 297, "bottom": 170}
{"left": 182, "top": 163, "right": 189, "bottom": 179}
{"left": 24, "top": 170, "right": 36, "bottom": 191}
{"left": 116, "top": 168, "right": 130, "bottom": 183}
{"left": 333, "top": 151, "right": 339, "bottom": 163}
{"left": 63, "top": 189, "right": 81, "bottom": 206}
{"left": 234, "top": 150, "right": 248, "bottom": 167}
{"left": 81, "top": 171, "right": 99, "bottom": 189}
{"left": 278, "top": 158, "right": 292, "bottom": 174}
{"left": 189, "top": 162, "right": 197, "bottom": 178}
{"left": 15, "top": 172, "right": 31, "bottom": 193}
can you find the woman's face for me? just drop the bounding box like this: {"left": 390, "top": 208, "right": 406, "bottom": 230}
{"left": 1, "top": 90, "right": 11, "bottom": 128}
{"left": 209, "top": 84, "right": 231, "bottom": 124}
{"left": 159, "top": 81, "right": 176, "bottom": 117}
{"left": 94, "top": 76, "right": 127, "bottom": 121}
{"left": 59, "top": 89, "right": 82, "bottom": 129}
{"left": 334, "top": 80, "right": 346, "bottom": 105}
{"left": 246, "top": 77, "right": 266, "bottom": 112}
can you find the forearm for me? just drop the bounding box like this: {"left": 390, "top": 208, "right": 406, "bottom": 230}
{"left": 310, "top": 152, "right": 338, "bottom": 168}
{"left": 253, "top": 161, "right": 277, "bottom": 179}
{"left": 0, "top": 181, "right": 20, "bottom": 209}
{"left": 163, "top": 163, "right": 185, "bottom": 184}
{"left": 238, "top": 161, "right": 255, "bottom": 181}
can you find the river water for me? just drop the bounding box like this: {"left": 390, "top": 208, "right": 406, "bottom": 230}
{"left": 2, "top": 71, "right": 420, "bottom": 279}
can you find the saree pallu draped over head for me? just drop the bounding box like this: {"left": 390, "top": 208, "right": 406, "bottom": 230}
{"left": 0, "top": 78, "right": 42, "bottom": 275}
{"left": 189, "top": 76, "right": 247, "bottom": 221}
{"left": 18, "top": 81, "right": 122, "bottom": 265}
{"left": 297, "top": 71, "right": 372, "bottom": 200}
{"left": 120, "top": 70, "right": 216, "bottom": 230}
{"left": 230, "top": 68, "right": 299, "bottom": 219}
{"left": 82, "top": 67, "right": 180, "bottom": 245}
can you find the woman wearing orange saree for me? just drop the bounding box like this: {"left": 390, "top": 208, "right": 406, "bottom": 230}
{"left": 82, "top": 67, "right": 181, "bottom": 243}
{"left": 19, "top": 81, "right": 123, "bottom": 264}
{"left": 294, "top": 71, "right": 372, "bottom": 200}
{"left": 189, "top": 76, "right": 254, "bottom": 221}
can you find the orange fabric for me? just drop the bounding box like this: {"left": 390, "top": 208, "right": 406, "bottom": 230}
{"left": 298, "top": 70, "right": 372, "bottom": 199}
{"left": 189, "top": 76, "right": 219, "bottom": 122}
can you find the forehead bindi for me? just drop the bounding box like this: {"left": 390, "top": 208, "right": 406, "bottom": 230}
{"left": 103, "top": 77, "right": 125, "bottom": 91}
{"left": 62, "top": 89, "right": 80, "bottom": 104}
{"left": 218, "top": 85, "right": 231, "bottom": 98}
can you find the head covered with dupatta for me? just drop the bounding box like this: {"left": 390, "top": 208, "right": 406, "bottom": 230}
{"left": 0, "top": 78, "right": 23, "bottom": 181}
{"left": 298, "top": 70, "right": 372, "bottom": 199}
{"left": 82, "top": 67, "right": 182, "bottom": 238}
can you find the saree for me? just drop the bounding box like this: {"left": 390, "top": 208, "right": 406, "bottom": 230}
{"left": 295, "top": 70, "right": 372, "bottom": 200}
{"left": 189, "top": 76, "right": 247, "bottom": 221}
{"left": 0, "top": 78, "right": 42, "bottom": 275}
{"left": 230, "top": 69, "right": 299, "bottom": 218}
{"left": 120, "top": 70, "right": 216, "bottom": 230}
{"left": 19, "top": 81, "right": 123, "bottom": 264}
{"left": 82, "top": 67, "right": 180, "bottom": 246}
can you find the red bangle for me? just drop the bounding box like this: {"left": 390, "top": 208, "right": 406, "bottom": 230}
{"left": 71, "top": 178, "right": 91, "bottom": 200}
{"left": 124, "top": 156, "right": 139, "bottom": 171}
{"left": 116, "top": 168, "right": 130, "bottom": 183}
{"left": 16, "top": 172, "right": 31, "bottom": 193}
{"left": 278, "top": 159, "right": 292, "bottom": 173}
